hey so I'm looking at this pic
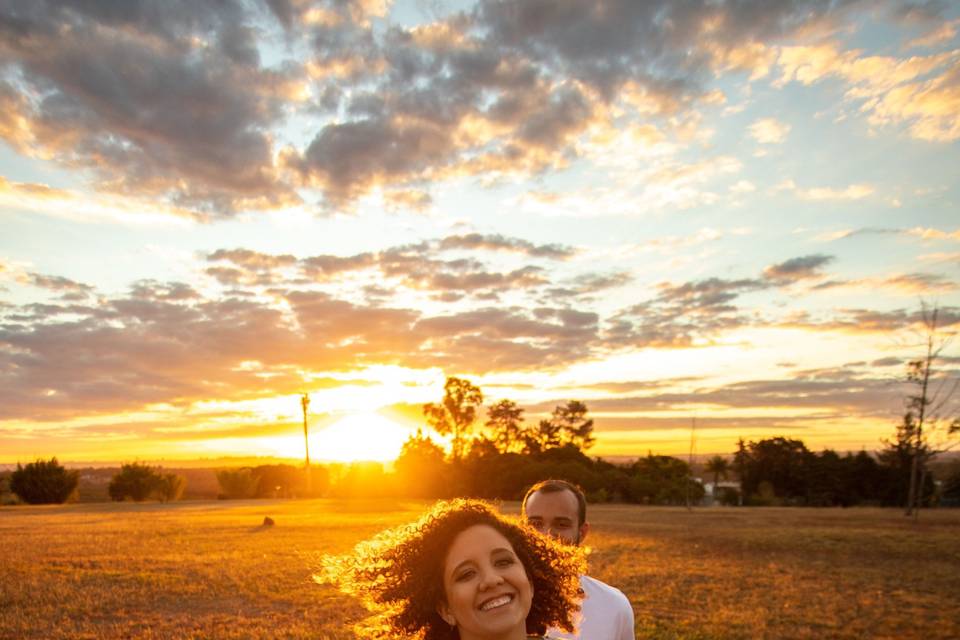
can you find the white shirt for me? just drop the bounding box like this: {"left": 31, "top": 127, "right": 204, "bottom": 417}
{"left": 547, "top": 575, "right": 635, "bottom": 640}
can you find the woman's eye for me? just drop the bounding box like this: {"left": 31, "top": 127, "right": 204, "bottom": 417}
{"left": 495, "top": 557, "right": 515, "bottom": 567}
{"left": 455, "top": 570, "right": 475, "bottom": 582}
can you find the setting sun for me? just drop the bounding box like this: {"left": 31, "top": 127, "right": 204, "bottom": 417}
{"left": 309, "top": 412, "right": 418, "bottom": 463}
{"left": 249, "top": 412, "right": 419, "bottom": 463}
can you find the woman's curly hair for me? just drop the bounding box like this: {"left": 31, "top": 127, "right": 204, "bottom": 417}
{"left": 317, "top": 498, "right": 585, "bottom": 639}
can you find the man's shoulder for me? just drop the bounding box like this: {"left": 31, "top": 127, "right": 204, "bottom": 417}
{"left": 581, "top": 575, "right": 631, "bottom": 607}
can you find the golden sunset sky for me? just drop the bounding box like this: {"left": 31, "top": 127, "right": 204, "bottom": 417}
{"left": 1, "top": 0, "right": 958, "bottom": 465}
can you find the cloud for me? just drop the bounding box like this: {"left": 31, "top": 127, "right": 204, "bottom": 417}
{"left": 763, "top": 254, "right": 834, "bottom": 283}
{"left": 776, "top": 179, "right": 875, "bottom": 201}
{"left": 906, "top": 227, "right": 960, "bottom": 241}
{"left": 583, "top": 371, "right": 897, "bottom": 416}
{"left": 0, "top": 0, "right": 302, "bottom": 217}
{"left": 606, "top": 276, "right": 767, "bottom": 348}
{"left": 812, "top": 271, "right": 956, "bottom": 295}
{"left": 437, "top": 233, "right": 576, "bottom": 259}
{"left": 4, "top": 0, "right": 935, "bottom": 215}
{"left": 547, "top": 271, "right": 634, "bottom": 299}
{"left": 780, "top": 307, "right": 960, "bottom": 333}
{"left": 905, "top": 19, "right": 960, "bottom": 49}
{"left": 775, "top": 40, "right": 960, "bottom": 142}
{"left": 749, "top": 117, "right": 791, "bottom": 143}
{"left": 284, "top": 0, "right": 877, "bottom": 206}
{"left": 206, "top": 235, "right": 578, "bottom": 295}
{"left": 383, "top": 189, "right": 433, "bottom": 212}
{"left": 20, "top": 273, "right": 94, "bottom": 296}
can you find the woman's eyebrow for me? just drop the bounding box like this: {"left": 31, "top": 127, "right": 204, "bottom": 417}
{"left": 450, "top": 559, "right": 477, "bottom": 575}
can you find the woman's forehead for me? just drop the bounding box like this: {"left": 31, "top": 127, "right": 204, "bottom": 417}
{"left": 444, "top": 524, "right": 515, "bottom": 570}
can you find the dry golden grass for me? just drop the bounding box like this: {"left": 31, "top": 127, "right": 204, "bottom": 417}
{"left": 1, "top": 500, "right": 958, "bottom": 639}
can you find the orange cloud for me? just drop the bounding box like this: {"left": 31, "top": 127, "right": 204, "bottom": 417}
{"left": 776, "top": 43, "right": 960, "bottom": 141}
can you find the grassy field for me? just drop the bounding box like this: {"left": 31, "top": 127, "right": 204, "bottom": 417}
{"left": 1, "top": 501, "right": 958, "bottom": 639}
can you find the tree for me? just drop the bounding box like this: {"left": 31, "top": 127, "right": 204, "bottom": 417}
{"left": 879, "top": 413, "right": 935, "bottom": 508}
{"left": 626, "top": 455, "right": 702, "bottom": 505}
{"left": 738, "top": 437, "right": 811, "bottom": 505}
{"left": 394, "top": 430, "right": 448, "bottom": 498}
{"left": 900, "top": 304, "right": 960, "bottom": 518}
{"left": 485, "top": 399, "right": 526, "bottom": 453}
{"left": 705, "top": 455, "right": 730, "bottom": 502}
{"left": 10, "top": 458, "right": 79, "bottom": 504}
{"left": 109, "top": 463, "right": 166, "bottom": 502}
{"left": 216, "top": 468, "right": 259, "bottom": 499}
{"left": 523, "top": 419, "right": 562, "bottom": 454}
{"left": 550, "top": 401, "right": 596, "bottom": 451}
{"left": 157, "top": 473, "right": 187, "bottom": 502}
{"left": 733, "top": 438, "right": 748, "bottom": 506}
{"left": 423, "top": 376, "right": 483, "bottom": 463}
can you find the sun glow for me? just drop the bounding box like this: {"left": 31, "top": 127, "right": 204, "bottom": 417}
{"left": 269, "top": 412, "right": 413, "bottom": 462}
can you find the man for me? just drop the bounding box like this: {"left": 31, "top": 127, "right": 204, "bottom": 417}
{"left": 522, "top": 479, "right": 635, "bottom": 640}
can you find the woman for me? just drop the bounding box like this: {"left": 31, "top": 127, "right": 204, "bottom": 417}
{"left": 318, "top": 498, "right": 585, "bottom": 640}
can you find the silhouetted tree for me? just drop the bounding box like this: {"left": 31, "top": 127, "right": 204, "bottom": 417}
{"left": 523, "top": 419, "right": 562, "bottom": 454}
{"left": 157, "top": 473, "right": 187, "bottom": 502}
{"left": 423, "top": 376, "right": 483, "bottom": 463}
{"left": 485, "top": 399, "right": 526, "bottom": 453}
{"left": 109, "top": 463, "right": 165, "bottom": 502}
{"left": 394, "top": 430, "right": 448, "bottom": 498}
{"left": 739, "top": 437, "right": 811, "bottom": 505}
{"left": 899, "top": 304, "right": 959, "bottom": 517}
{"left": 10, "top": 458, "right": 78, "bottom": 504}
{"left": 942, "top": 460, "right": 960, "bottom": 506}
{"left": 627, "top": 455, "right": 702, "bottom": 505}
{"left": 216, "top": 468, "right": 259, "bottom": 499}
{"left": 550, "top": 401, "right": 596, "bottom": 451}
{"left": 879, "top": 414, "right": 935, "bottom": 507}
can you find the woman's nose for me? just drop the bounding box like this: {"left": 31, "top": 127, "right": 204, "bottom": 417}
{"left": 479, "top": 568, "right": 505, "bottom": 589}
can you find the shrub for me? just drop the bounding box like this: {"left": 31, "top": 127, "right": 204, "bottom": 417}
{"left": 157, "top": 473, "right": 187, "bottom": 502}
{"left": 0, "top": 471, "right": 17, "bottom": 505}
{"left": 109, "top": 463, "right": 164, "bottom": 502}
{"left": 10, "top": 458, "right": 79, "bottom": 504}
{"left": 216, "top": 468, "right": 259, "bottom": 499}
{"left": 718, "top": 486, "right": 740, "bottom": 506}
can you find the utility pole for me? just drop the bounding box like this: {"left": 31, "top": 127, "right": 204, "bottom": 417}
{"left": 686, "top": 416, "right": 697, "bottom": 511}
{"left": 301, "top": 393, "right": 311, "bottom": 495}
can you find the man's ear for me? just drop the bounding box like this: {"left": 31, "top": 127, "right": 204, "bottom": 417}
{"left": 437, "top": 602, "right": 456, "bottom": 627}
{"left": 578, "top": 521, "right": 590, "bottom": 544}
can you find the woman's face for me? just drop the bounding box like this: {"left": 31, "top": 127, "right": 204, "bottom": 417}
{"left": 438, "top": 524, "right": 534, "bottom": 640}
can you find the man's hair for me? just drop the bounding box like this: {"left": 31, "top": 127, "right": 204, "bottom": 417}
{"left": 521, "top": 479, "right": 588, "bottom": 527}
{"left": 317, "top": 498, "right": 584, "bottom": 640}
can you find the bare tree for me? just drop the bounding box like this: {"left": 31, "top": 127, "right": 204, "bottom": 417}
{"left": 903, "top": 304, "right": 960, "bottom": 518}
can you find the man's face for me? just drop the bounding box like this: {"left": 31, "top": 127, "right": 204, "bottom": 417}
{"left": 523, "top": 489, "right": 588, "bottom": 546}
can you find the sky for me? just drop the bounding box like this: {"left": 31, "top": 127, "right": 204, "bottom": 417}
{"left": 1, "top": 0, "right": 959, "bottom": 465}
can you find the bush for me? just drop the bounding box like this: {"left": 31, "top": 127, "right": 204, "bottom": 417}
{"left": 108, "top": 463, "right": 182, "bottom": 502}
{"left": 216, "top": 468, "right": 259, "bottom": 499}
{"left": 0, "top": 471, "right": 17, "bottom": 505}
{"left": 718, "top": 486, "right": 740, "bottom": 506}
{"left": 10, "top": 458, "right": 79, "bottom": 504}
{"left": 157, "top": 473, "right": 187, "bottom": 502}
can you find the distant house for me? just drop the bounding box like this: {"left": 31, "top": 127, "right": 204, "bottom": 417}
{"left": 703, "top": 480, "right": 740, "bottom": 506}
